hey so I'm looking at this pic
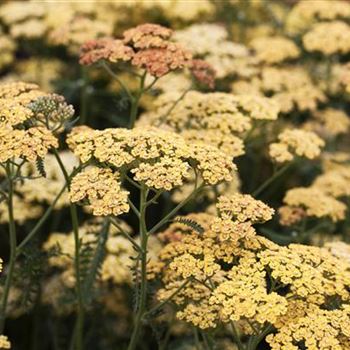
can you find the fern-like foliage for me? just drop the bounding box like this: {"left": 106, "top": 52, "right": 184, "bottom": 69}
{"left": 36, "top": 157, "right": 47, "bottom": 178}
{"left": 80, "top": 220, "right": 110, "bottom": 305}
{"left": 173, "top": 218, "right": 205, "bottom": 234}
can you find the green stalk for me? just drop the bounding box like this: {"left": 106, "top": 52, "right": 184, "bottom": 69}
{"left": 16, "top": 183, "right": 67, "bottom": 254}
{"left": 230, "top": 321, "right": 245, "bottom": 350}
{"left": 129, "top": 72, "right": 147, "bottom": 129}
{"left": 148, "top": 184, "right": 204, "bottom": 236}
{"left": 127, "top": 184, "right": 148, "bottom": 350}
{"left": 252, "top": 163, "right": 291, "bottom": 198}
{"left": 0, "top": 164, "right": 17, "bottom": 333}
{"left": 52, "top": 150, "right": 84, "bottom": 350}
{"left": 247, "top": 324, "right": 273, "bottom": 350}
{"left": 79, "top": 66, "right": 89, "bottom": 126}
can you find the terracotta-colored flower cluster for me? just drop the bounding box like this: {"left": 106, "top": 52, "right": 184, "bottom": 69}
{"left": 80, "top": 23, "right": 193, "bottom": 78}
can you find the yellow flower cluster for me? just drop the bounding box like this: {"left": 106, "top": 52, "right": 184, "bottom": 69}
{"left": 303, "top": 21, "right": 350, "bottom": 55}
{"left": 67, "top": 126, "right": 234, "bottom": 197}
{"left": 260, "top": 244, "right": 350, "bottom": 299}
{"left": 305, "top": 108, "right": 350, "bottom": 138}
{"left": 269, "top": 129, "right": 325, "bottom": 163}
{"left": 283, "top": 187, "right": 346, "bottom": 222}
{"left": 49, "top": 17, "right": 113, "bottom": 54}
{"left": 267, "top": 304, "right": 350, "bottom": 350}
{"left": 0, "top": 35, "right": 16, "bottom": 70}
{"left": 156, "top": 196, "right": 350, "bottom": 340}
{"left": 232, "top": 66, "right": 326, "bottom": 113}
{"left": 216, "top": 194, "right": 274, "bottom": 224}
{"left": 138, "top": 91, "right": 279, "bottom": 157}
{"left": 249, "top": 36, "right": 300, "bottom": 64}
{"left": 0, "top": 195, "right": 42, "bottom": 224}
{"left": 0, "top": 335, "right": 10, "bottom": 349}
{"left": 209, "top": 256, "right": 288, "bottom": 325}
{"left": 312, "top": 168, "right": 350, "bottom": 198}
{"left": 0, "top": 82, "right": 75, "bottom": 164}
{"left": 0, "top": 2, "right": 47, "bottom": 39}
{"left": 285, "top": 0, "right": 350, "bottom": 34}
{"left": 70, "top": 167, "right": 129, "bottom": 216}
{"left": 173, "top": 23, "right": 251, "bottom": 79}
{"left": 171, "top": 169, "right": 240, "bottom": 204}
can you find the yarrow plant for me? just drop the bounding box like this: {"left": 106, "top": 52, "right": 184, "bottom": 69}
{"left": 0, "top": 2, "right": 349, "bottom": 350}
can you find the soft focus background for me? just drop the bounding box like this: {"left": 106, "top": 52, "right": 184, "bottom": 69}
{"left": 0, "top": 1, "right": 350, "bottom": 349}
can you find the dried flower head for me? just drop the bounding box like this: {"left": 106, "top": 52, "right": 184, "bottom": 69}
{"left": 278, "top": 205, "right": 306, "bottom": 227}
{"left": 190, "top": 59, "right": 216, "bottom": 89}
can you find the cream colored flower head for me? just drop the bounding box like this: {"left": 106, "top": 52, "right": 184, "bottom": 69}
{"left": 303, "top": 21, "right": 350, "bottom": 55}
{"left": 68, "top": 126, "right": 235, "bottom": 215}
{"left": 0, "top": 82, "right": 74, "bottom": 164}
{"left": 286, "top": 0, "right": 350, "bottom": 34}
{"left": 283, "top": 187, "right": 346, "bottom": 222}
{"left": 138, "top": 91, "right": 279, "bottom": 158}
{"left": 0, "top": 335, "right": 10, "bottom": 349}
{"left": 269, "top": 129, "right": 325, "bottom": 163}
{"left": 250, "top": 36, "right": 300, "bottom": 64}
{"left": 216, "top": 194, "right": 274, "bottom": 224}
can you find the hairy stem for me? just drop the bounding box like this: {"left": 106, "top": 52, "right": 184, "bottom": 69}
{"left": 0, "top": 164, "right": 17, "bottom": 333}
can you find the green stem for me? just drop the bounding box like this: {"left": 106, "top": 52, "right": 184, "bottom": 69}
{"left": 52, "top": 150, "right": 84, "bottom": 350}
{"left": 127, "top": 184, "right": 148, "bottom": 350}
{"left": 129, "top": 72, "right": 147, "bottom": 129}
{"left": 79, "top": 66, "right": 89, "bottom": 125}
{"left": 252, "top": 163, "right": 291, "bottom": 198}
{"left": 16, "top": 183, "right": 67, "bottom": 254}
{"left": 143, "top": 279, "right": 190, "bottom": 319}
{"left": 230, "top": 321, "right": 245, "bottom": 350}
{"left": 101, "top": 62, "right": 134, "bottom": 102}
{"left": 248, "top": 324, "right": 273, "bottom": 350}
{"left": 0, "top": 165, "right": 17, "bottom": 333}
{"left": 194, "top": 327, "right": 202, "bottom": 350}
{"left": 156, "top": 87, "right": 192, "bottom": 127}
{"left": 148, "top": 184, "right": 204, "bottom": 236}
{"left": 109, "top": 217, "right": 141, "bottom": 253}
